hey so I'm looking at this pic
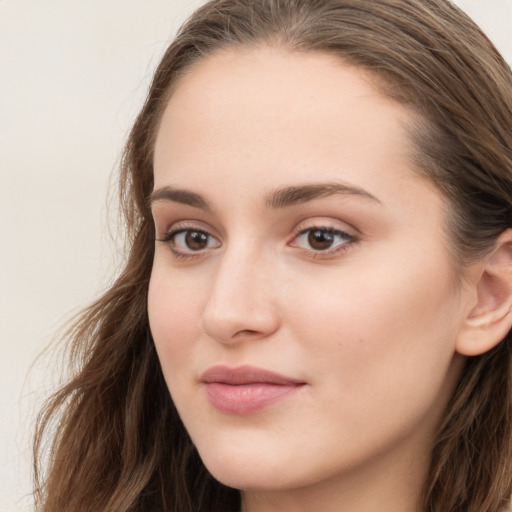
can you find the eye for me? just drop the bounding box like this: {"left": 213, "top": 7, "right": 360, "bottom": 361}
{"left": 158, "top": 227, "right": 221, "bottom": 257}
{"left": 292, "top": 227, "right": 355, "bottom": 253}
{"left": 174, "top": 230, "right": 216, "bottom": 251}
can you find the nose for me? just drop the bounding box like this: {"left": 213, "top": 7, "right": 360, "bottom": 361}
{"left": 199, "top": 246, "right": 280, "bottom": 345}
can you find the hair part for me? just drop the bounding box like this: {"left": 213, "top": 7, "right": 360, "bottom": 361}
{"left": 34, "top": 1, "right": 512, "bottom": 511}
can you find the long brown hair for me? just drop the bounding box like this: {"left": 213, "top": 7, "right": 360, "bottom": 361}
{"left": 34, "top": 1, "right": 512, "bottom": 510}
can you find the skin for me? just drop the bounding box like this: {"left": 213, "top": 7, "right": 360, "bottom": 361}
{"left": 148, "top": 47, "right": 474, "bottom": 512}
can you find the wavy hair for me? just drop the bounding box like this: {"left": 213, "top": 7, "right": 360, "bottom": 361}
{"left": 34, "top": 1, "right": 512, "bottom": 510}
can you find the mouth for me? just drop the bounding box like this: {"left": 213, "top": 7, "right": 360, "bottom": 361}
{"left": 200, "top": 365, "right": 306, "bottom": 416}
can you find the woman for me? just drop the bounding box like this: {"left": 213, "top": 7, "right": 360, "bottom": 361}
{"left": 34, "top": 1, "right": 512, "bottom": 511}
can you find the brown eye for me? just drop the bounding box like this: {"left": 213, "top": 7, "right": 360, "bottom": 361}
{"left": 292, "top": 227, "right": 354, "bottom": 253}
{"left": 307, "top": 229, "right": 335, "bottom": 250}
{"left": 185, "top": 230, "right": 210, "bottom": 251}
{"left": 165, "top": 228, "right": 221, "bottom": 255}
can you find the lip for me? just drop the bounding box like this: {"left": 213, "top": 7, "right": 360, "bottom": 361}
{"left": 200, "top": 365, "right": 306, "bottom": 415}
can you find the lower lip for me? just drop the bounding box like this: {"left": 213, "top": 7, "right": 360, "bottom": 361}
{"left": 204, "top": 382, "right": 304, "bottom": 415}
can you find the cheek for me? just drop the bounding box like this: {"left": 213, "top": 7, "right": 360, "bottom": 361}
{"left": 270, "top": 262, "right": 461, "bottom": 471}
{"left": 148, "top": 266, "right": 205, "bottom": 372}
{"left": 284, "top": 245, "right": 461, "bottom": 407}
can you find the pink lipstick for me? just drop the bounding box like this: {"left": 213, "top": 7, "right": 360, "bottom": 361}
{"left": 200, "top": 365, "right": 305, "bottom": 415}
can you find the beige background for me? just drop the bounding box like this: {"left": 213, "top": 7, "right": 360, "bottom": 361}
{"left": 1, "top": 1, "right": 510, "bottom": 510}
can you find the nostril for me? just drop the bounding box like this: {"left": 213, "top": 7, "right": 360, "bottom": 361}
{"left": 233, "top": 329, "right": 260, "bottom": 338}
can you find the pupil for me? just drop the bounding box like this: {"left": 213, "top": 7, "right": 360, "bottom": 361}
{"left": 185, "top": 231, "right": 208, "bottom": 250}
{"left": 308, "top": 229, "right": 334, "bottom": 250}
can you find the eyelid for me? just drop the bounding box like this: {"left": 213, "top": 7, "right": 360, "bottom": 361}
{"left": 288, "top": 218, "right": 358, "bottom": 257}
{"left": 156, "top": 219, "right": 219, "bottom": 239}
{"left": 155, "top": 217, "right": 358, "bottom": 260}
{"left": 291, "top": 217, "right": 358, "bottom": 239}
{"left": 156, "top": 220, "right": 221, "bottom": 259}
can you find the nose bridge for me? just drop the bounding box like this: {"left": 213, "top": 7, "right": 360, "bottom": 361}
{"left": 200, "top": 237, "right": 279, "bottom": 343}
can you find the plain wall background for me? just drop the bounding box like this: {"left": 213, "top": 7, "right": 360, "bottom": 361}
{"left": 1, "top": 1, "right": 510, "bottom": 510}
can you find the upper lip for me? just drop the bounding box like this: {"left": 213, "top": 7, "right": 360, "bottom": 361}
{"left": 200, "top": 365, "right": 305, "bottom": 386}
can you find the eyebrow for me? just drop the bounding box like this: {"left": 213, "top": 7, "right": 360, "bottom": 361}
{"left": 149, "top": 182, "right": 381, "bottom": 210}
{"left": 149, "top": 186, "right": 210, "bottom": 210}
{"left": 265, "top": 182, "right": 381, "bottom": 208}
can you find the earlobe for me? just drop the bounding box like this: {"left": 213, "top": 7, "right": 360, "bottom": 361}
{"left": 456, "top": 230, "right": 512, "bottom": 357}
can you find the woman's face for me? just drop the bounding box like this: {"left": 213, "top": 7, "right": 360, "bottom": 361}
{"left": 148, "top": 48, "right": 471, "bottom": 501}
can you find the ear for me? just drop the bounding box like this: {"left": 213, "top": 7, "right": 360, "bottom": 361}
{"left": 456, "top": 230, "right": 512, "bottom": 357}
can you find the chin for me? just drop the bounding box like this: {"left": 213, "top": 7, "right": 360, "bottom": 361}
{"left": 197, "top": 443, "right": 300, "bottom": 491}
{"left": 207, "top": 465, "right": 296, "bottom": 492}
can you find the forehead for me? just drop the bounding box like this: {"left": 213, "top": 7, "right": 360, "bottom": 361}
{"left": 153, "top": 46, "right": 422, "bottom": 199}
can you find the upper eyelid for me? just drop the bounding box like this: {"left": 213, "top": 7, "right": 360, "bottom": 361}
{"left": 156, "top": 217, "right": 359, "bottom": 241}
{"left": 296, "top": 227, "right": 355, "bottom": 239}
{"left": 157, "top": 226, "right": 212, "bottom": 241}
{"left": 291, "top": 226, "right": 356, "bottom": 245}
{"left": 292, "top": 217, "right": 358, "bottom": 237}
{"left": 295, "top": 224, "right": 352, "bottom": 234}
{"left": 157, "top": 219, "right": 219, "bottom": 236}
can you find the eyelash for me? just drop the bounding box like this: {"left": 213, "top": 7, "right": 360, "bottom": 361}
{"left": 156, "top": 223, "right": 357, "bottom": 260}
{"left": 156, "top": 224, "right": 217, "bottom": 260}
{"left": 290, "top": 225, "right": 356, "bottom": 258}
